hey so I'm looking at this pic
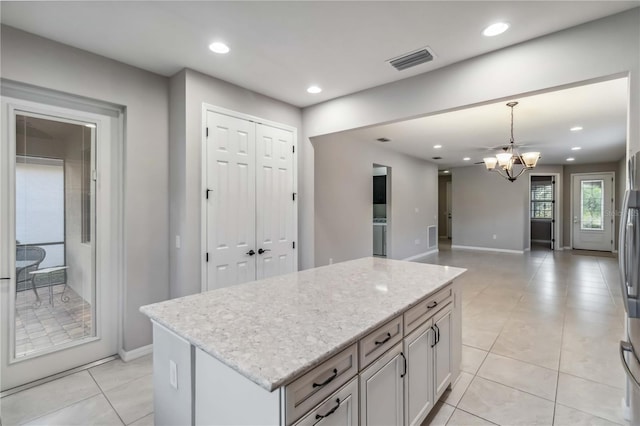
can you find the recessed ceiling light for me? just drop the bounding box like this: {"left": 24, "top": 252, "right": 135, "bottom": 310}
{"left": 570, "top": 126, "right": 583, "bottom": 132}
{"left": 443, "top": 170, "right": 450, "bottom": 173}
{"left": 209, "top": 42, "right": 230, "bottom": 54}
{"left": 482, "top": 22, "right": 509, "bottom": 37}
{"left": 84, "top": 123, "right": 96, "bottom": 128}
{"left": 307, "top": 85, "right": 322, "bottom": 94}
{"left": 433, "top": 145, "right": 442, "bottom": 149}
{"left": 566, "top": 157, "right": 575, "bottom": 162}
{"left": 571, "top": 147, "right": 582, "bottom": 151}
{"left": 463, "top": 157, "right": 471, "bottom": 161}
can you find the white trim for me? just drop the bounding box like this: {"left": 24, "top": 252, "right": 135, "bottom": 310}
{"left": 402, "top": 249, "right": 438, "bottom": 262}
{"left": 563, "top": 246, "right": 572, "bottom": 250}
{"left": 451, "top": 245, "right": 524, "bottom": 254}
{"left": 118, "top": 344, "right": 153, "bottom": 362}
{"left": 200, "top": 104, "right": 298, "bottom": 293}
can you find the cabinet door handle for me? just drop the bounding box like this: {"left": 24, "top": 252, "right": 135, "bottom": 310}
{"left": 315, "top": 398, "right": 341, "bottom": 420}
{"left": 427, "top": 301, "right": 438, "bottom": 309}
{"left": 400, "top": 352, "right": 407, "bottom": 378}
{"left": 435, "top": 324, "right": 440, "bottom": 345}
{"left": 374, "top": 332, "right": 392, "bottom": 345}
{"left": 312, "top": 368, "right": 338, "bottom": 388}
{"left": 431, "top": 327, "right": 437, "bottom": 348}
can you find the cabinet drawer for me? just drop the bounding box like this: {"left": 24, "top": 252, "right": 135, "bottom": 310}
{"left": 285, "top": 343, "right": 358, "bottom": 425}
{"left": 359, "top": 315, "right": 403, "bottom": 370}
{"left": 404, "top": 285, "right": 452, "bottom": 335}
{"left": 292, "top": 377, "right": 358, "bottom": 426}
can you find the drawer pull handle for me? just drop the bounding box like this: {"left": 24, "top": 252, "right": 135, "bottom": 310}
{"left": 315, "top": 398, "right": 341, "bottom": 419}
{"left": 312, "top": 368, "right": 338, "bottom": 388}
{"left": 375, "top": 332, "right": 392, "bottom": 345}
{"left": 427, "top": 301, "right": 438, "bottom": 309}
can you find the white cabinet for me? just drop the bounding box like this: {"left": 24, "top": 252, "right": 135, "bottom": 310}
{"left": 205, "top": 110, "right": 296, "bottom": 291}
{"left": 360, "top": 343, "right": 404, "bottom": 426}
{"left": 403, "top": 319, "right": 434, "bottom": 426}
{"left": 293, "top": 378, "right": 358, "bottom": 426}
{"left": 433, "top": 305, "right": 452, "bottom": 400}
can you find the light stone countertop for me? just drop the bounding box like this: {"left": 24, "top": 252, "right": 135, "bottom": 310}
{"left": 140, "top": 257, "right": 466, "bottom": 391}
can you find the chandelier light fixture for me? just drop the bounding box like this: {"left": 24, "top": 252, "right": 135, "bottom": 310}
{"left": 483, "top": 102, "right": 540, "bottom": 182}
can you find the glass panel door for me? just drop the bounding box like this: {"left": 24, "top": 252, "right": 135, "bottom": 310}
{"left": 580, "top": 179, "right": 604, "bottom": 230}
{"left": 13, "top": 113, "right": 95, "bottom": 359}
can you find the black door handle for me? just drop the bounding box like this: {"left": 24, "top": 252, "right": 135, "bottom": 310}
{"left": 312, "top": 368, "right": 338, "bottom": 388}
{"left": 315, "top": 398, "right": 341, "bottom": 420}
{"left": 258, "top": 248, "right": 271, "bottom": 254}
{"left": 400, "top": 352, "right": 407, "bottom": 378}
{"left": 246, "top": 250, "right": 255, "bottom": 256}
{"left": 374, "top": 332, "right": 392, "bottom": 345}
{"left": 434, "top": 324, "right": 440, "bottom": 345}
{"left": 427, "top": 301, "right": 438, "bottom": 309}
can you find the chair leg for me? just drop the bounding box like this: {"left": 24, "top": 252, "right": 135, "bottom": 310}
{"left": 31, "top": 276, "right": 41, "bottom": 308}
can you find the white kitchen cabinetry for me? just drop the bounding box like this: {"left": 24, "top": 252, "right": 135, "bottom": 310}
{"left": 293, "top": 378, "right": 358, "bottom": 426}
{"left": 404, "top": 319, "right": 435, "bottom": 426}
{"left": 433, "top": 305, "right": 452, "bottom": 400}
{"left": 360, "top": 343, "right": 405, "bottom": 426}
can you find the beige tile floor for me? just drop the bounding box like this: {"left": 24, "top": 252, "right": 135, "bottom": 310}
{"left": 1, "top": 242, "right": 630, "bottom": 425}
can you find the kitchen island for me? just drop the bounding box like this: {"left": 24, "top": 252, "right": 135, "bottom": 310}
{"left": 141, "top": 257, "right": 466, "bottom": 425}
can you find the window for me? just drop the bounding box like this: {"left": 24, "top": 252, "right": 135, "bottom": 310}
{"left": 581, "top": 179, "right": 604, "bottom": 230}
{"left": 531, "top": 180, "right": 553, "bottom": 219}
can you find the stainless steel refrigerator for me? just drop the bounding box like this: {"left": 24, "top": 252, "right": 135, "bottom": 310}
{"left": 620, "top": 150, "right": 640, "bottom": 422}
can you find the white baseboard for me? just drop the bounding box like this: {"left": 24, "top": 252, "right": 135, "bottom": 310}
{"left": 403, "top": 249, "right": 439, "bottom": 262}
{"left": 563, "top": 246, "right": 572, "bottom": 250}
{"left": 451, "top": 245, "right": 524, "bottom": 254}
{"left": 119, "top": 344, "right": 153, "bottom": 362}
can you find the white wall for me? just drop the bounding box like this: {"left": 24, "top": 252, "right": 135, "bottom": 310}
{"left": 314, "top": 133, "right": 438, "bottom": 266}
{"left": 1, "top": 25, "right": 170, "bottom": 351}
{"left": 303, "top": 9, "right": 640, "bottom": 261}
{"left": 169, "top": 69, "right": 302, "bottom": 298}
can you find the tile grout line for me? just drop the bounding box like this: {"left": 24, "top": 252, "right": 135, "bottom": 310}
{"left": 87, "top": 369, "right": 127, "bottom": 426}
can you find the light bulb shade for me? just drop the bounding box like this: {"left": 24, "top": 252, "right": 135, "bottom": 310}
{"left": 521, "top": 152, "right": 540, "bottom": 168}
{"left": 496, "top": 152, "right": 514, "bottom": 167}
{"left": 483, "top": 157, "right": 498, "bottom": 170}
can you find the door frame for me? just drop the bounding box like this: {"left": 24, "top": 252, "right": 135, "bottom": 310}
{"left": 527, "top": 173, "right": 562, "bottom": 251}
{"left": 0, "top": 83, "right": 124, "bottom": 390}
{"left": 569, "top": 171, "right": 615, "bottom": 251}
{"left": 200, "top": 104, "right": 298, "bottom": 293}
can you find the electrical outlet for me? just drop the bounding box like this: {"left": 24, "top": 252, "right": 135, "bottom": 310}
{"left": 329, "top": 258, "right": 333, "bottom": 265}
{"left": 493, "top": 234, "right": 497, "bottom": 240}
{"left": 169, "top": 360, "right": 178, "bottom": 389}
{"left": 175, "top": 235, "right": 181, "bottom": 249}
{"left": 415, "top": 207, "right": 419, "bottom": 213}
{"left": 415, "top": 239, "right": 420, "bottom": 245}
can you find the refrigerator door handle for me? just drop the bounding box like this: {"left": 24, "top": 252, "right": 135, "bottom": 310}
{"left": 620, "top": 191, "right": 630, "bottom": 311}
{"left": 620, "top": 340, "right": 640, "bottom": 391}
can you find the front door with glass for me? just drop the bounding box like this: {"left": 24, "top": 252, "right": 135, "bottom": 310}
{"left": 0, "top": 97, "right": 118, "bottom": 391}
{"left": 572, "top": 173, "right": 615, "bottom": 251}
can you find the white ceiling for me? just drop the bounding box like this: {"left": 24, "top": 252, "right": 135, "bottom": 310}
{"left": 1, "top": 1, "right": 638, "bottom": 108}
{"left": 333, "top": 77, "right": 628, "bottom": 169}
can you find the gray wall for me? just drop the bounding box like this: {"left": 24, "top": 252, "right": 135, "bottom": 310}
{"left": 302, "top": 9, "right": 640, "bottom": 262}
{"left": 314, "top": 134, "right": 438, "bottom": 266}
{"left": 170, "top": 69, "right": 302, "bottom": 298}
{"left": 1, "top": 25, "right": 170, "bottom": 350}
{"left": 562, "top": 162, "right": 624, "bottom": 248}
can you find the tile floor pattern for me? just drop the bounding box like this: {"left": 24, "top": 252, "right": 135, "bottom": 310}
{"left": 1, "top": 242, "right": 631, "bottom": 425}
{"left": 15, "top": 285, "right": 92, "bottom": 357}
{"left": 1, "top": 355, "right": 154, "bottom": 425}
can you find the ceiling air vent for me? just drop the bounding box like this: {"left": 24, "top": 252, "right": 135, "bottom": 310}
{"left": 432, "top": 156, "right": 442, "bottom": 160}
{"left": 376, "top": 137, "right": 391, "bottom": 142}
{"left": 389, "top": 47, "right": 434, "bottom": 71}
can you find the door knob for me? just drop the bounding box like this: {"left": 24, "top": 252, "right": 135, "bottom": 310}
{"left": 246, "top": 249, "right": 255, "bottom": 256}
{"left": 258, "top": 248, "right": 271, "bottom": 254}
{"left": 574, "top": 216, "right": 579, "bottom": 224}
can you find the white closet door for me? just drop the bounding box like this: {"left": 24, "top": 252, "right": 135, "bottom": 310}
{"left": 255, "top": 124, "right": 295, "bottom": 280}
{"left": 206, "top": 112, "right": 256, "bottom": 290}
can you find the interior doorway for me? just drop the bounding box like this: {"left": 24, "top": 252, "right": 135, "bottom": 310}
{"left": 438, "top": 174, "right": 452, "bottom": 241}
{"left": 529, "top": 174, "right": 558, "bottom": 251}
{"left": 373, "top": 165, "right": 390, "bottom": 257}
